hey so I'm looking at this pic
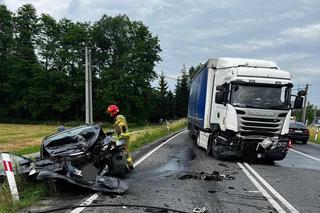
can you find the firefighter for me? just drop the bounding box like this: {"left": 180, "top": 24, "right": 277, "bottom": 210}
{"left": 107, "top": 104, "right": 134, "bottom": 169}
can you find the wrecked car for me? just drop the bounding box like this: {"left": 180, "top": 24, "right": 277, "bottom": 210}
{"left": 2, "top": 124, "right": 129, "bottom": 193}
{"left": 34, "top": 124, "right": 129, "bottom": 193}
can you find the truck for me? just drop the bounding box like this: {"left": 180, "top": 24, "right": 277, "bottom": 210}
{"left": 187, "top": 57, "right": 303, "bottom": 161}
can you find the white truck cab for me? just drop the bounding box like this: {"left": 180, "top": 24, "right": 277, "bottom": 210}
{"left": 188, "top": 58, "right": 303, "bottom": 161}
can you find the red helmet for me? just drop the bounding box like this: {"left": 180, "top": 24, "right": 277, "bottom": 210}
{"left": 107, "top": 104, "right": 119, "bottom": 117}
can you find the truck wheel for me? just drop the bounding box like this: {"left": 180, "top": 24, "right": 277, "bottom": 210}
{"left": 188, "top": 123, "right": 197, "bottom": 141}
{"left": 213, "top": 146, "right": 223, "bottom": 160}
{"left": 212, "top": 134, "right": 222, "bottom": 160}
{"left": 206, "top": 135, "right": 213, "bottom": 156}
{"left": 302, "top": 140, "right": 308, "bottom": 144}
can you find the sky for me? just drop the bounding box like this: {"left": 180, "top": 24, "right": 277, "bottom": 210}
{"left": 2, "top": 0, "right": 320, "bottom": 106}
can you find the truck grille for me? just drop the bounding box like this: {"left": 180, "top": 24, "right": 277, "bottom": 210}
{"left": 238, "top": 116, "right": 284, "bottom": 137}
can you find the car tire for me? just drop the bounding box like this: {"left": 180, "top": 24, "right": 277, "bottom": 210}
{"left": 110, "top": 151, "right": 127, "bottom": 179}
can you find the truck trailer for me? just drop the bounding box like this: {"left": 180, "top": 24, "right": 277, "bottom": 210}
{"left": 187, "top": 58, "right": 303, "bottom": 161}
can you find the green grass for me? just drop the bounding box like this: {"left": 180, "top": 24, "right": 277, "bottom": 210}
{"left": 15, "top": 145, "right": 41, "bottom": 156}
{"left": 0, "top": 176, "right": 48, "bottom": 213}
{"left": 308, "top": 126, "right": 320, "bottom": 144}
{"left": 128, "top": 119, "right": 187, "bottom": 151}
{"left": 0, "top": 124, "right": 58, "bottom": 153}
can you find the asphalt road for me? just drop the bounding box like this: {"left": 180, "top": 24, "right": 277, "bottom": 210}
{"left": 27, "top": 131, "right": 320, "bottom": 213}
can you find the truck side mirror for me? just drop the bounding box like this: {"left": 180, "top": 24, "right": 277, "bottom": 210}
{"left": 293, "top": 96, "right": 303, "bottom": 109}
{"left": 298, "top": 90, "right": 306, "bottom": 96}
{"left": 215, "top": 91, "right": 224, "bottom": 104}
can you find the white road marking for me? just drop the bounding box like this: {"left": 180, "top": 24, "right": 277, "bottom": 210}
{"left": 133, "top": 131, "right": 185, "bottom": 167}
{"left": 70, "top": 193, "right": 99, "bottom": 213}
{"left": 71, "top": 130, "right": 185, "bottom": 213}
{"left": 290, "top": 148, "right": 320, "bottom": 162}
{"left": 244, "top": 162, "right": 299, "bottom": 213}
{"left": 237, "top": 163, "right": 286, "bottom": 213}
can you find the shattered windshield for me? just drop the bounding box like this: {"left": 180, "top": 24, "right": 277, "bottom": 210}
{"left": 46, "top": 125, "right": 96, "bottom": 141}
{"left": 230, "top": 84, "right": 291, "bottom": 110}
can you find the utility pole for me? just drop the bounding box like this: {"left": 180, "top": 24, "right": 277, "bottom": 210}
{"left": 302, "top": 84, "right": 309, "bottom": 125}
{"left": 85, "top": 46, "right": 93, "bottom": 124}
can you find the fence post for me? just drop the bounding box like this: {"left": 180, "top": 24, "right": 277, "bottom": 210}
{"left": 1, "top": 153, "right": 20, "bottom": 201}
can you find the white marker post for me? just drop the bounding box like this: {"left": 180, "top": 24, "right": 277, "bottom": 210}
{"left": 1, "top": 153, "right": 20, "bottom": 201}
{"left": 315, "top": 127, "right": 319, "bottom": 141}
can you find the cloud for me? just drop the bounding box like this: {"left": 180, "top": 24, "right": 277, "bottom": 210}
{"left": 5, "top": 0, "right": 72, "bottom": 19}
{"left": 155, "top": 72, "right": 178, "bottom": 81}
{"left": 223, "top": 22, "right": 320, "bottom": 53}
{"left": 281, "top": 23, "right": 320, "bottom": 40}
{"left": 266, "top": 53, "right": 312, "bottom": 62}
{"left": 291, "top": 67, "right": 320, "bottom": 83}
{"left": 223, "top": 39, "right": 285, "bottom": 52}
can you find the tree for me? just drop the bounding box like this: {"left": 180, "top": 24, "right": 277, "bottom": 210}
{"left": 91, "top": 15, "right": 161, "bottom": 123}
{"left": 166, "top": 90, "right": 175, "bottom": 120}
{"left": 188, "top": 63, "right": 202, "bottom": 87}
{"left": 37, "top": 14, "right": 60, "bottom": 71}
{"left": 0, "top": 5, "right": 14, "bottom": 118}
{"left": 14, "top": 4, "right": 39, "bottom": 61}
{"left": 175, "top": 65, "right": 189, "bottom": 118}
{"left": 5, "top": 4, "right": 39, "bottom": 119}
{"left": 293, "top": 103, "right": 317, "bottom": 124}
{"left": 0, "top": 5, "right": 162, "bottom": 123}
{"left": 156, "top": 71, "right": 169, "bottom": 120}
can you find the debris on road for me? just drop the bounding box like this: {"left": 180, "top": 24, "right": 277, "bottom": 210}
{"left": 178, "top": 170, "right": 235, "bottom": 181}
{"left": 208, "top": 190, "right": 217, "bottom": 194}
{"left": 193, "top": 206, "right": 208, "bottom": 213}
{"left": 178, "top": 171, "right": 223, "bottom": 181}
{"left": 218, "top": 163, "right": 229, "bottom": 168}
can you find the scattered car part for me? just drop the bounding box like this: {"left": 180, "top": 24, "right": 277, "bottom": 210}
{"left": 193, "top": 206, "right": 208, "bottom": 213}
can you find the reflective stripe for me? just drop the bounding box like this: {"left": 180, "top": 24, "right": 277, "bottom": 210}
{"left": 2, "top": 161, "right": 13, "bottom": 172}
{"left": 8, "top": 161, "right": 13, "bottom": 172}
{"left": 3, "top": 160, "right": 8, "bottom": 171}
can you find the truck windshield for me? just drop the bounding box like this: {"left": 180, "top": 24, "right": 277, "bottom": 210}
{"left": 230, "top": 84, "right": 291, "bottom": 110}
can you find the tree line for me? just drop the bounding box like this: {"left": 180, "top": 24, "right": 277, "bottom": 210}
{"left": 0, "top": 4, "right": 202, "bottom": 124}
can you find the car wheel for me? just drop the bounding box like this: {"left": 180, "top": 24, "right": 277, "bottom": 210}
{"left": 110, "top": 151, "right": 127, "bottom": 179}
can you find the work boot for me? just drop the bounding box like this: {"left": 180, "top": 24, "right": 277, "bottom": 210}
{"left": 127, "top": 155, "right": 134, "bottom": 169}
